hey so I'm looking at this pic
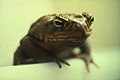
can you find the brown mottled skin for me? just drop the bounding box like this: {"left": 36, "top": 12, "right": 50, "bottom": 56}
{"left": 13, "top": 12, "right": 98, "bottom": 72}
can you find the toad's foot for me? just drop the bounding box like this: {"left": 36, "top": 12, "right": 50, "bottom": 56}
{"left": 75, "top": 53, "right": 99, "bottom": 72}
{"left": 55, "top": 58, "right": 70, "bottom": 68}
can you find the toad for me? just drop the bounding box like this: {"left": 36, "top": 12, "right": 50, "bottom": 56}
{"left": 13, "top": 12, "right": 98, "bottom": 72}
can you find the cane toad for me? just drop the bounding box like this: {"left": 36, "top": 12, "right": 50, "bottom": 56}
{"left": 13, "top": 12, "right": 98, "bottom": 72}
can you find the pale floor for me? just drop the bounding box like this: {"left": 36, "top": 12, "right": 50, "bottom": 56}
{"left": 0, "top": 46, "right": 120, "bottom": 80}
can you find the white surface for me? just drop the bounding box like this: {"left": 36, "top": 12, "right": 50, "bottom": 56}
{"left": 0, "top": 47, "right": 120, "bottom": 80}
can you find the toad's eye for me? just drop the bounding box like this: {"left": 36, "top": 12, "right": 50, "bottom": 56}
{"left": 54, "top": 19, "right": 64, "bottom": 29}
{"left": 91, "top": 17, "right": 94, "bottom": 22}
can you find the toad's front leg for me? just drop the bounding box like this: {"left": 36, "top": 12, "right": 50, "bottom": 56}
{"left": 74, "top": 42, "right": 99, "bottom": 72}
{"left": 54, "top": 56, "right": 70, "bottom": 68}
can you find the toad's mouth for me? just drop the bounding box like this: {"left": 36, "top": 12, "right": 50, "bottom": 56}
{"left": 45, "top": 31, "right": 87, "bottom": 42}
